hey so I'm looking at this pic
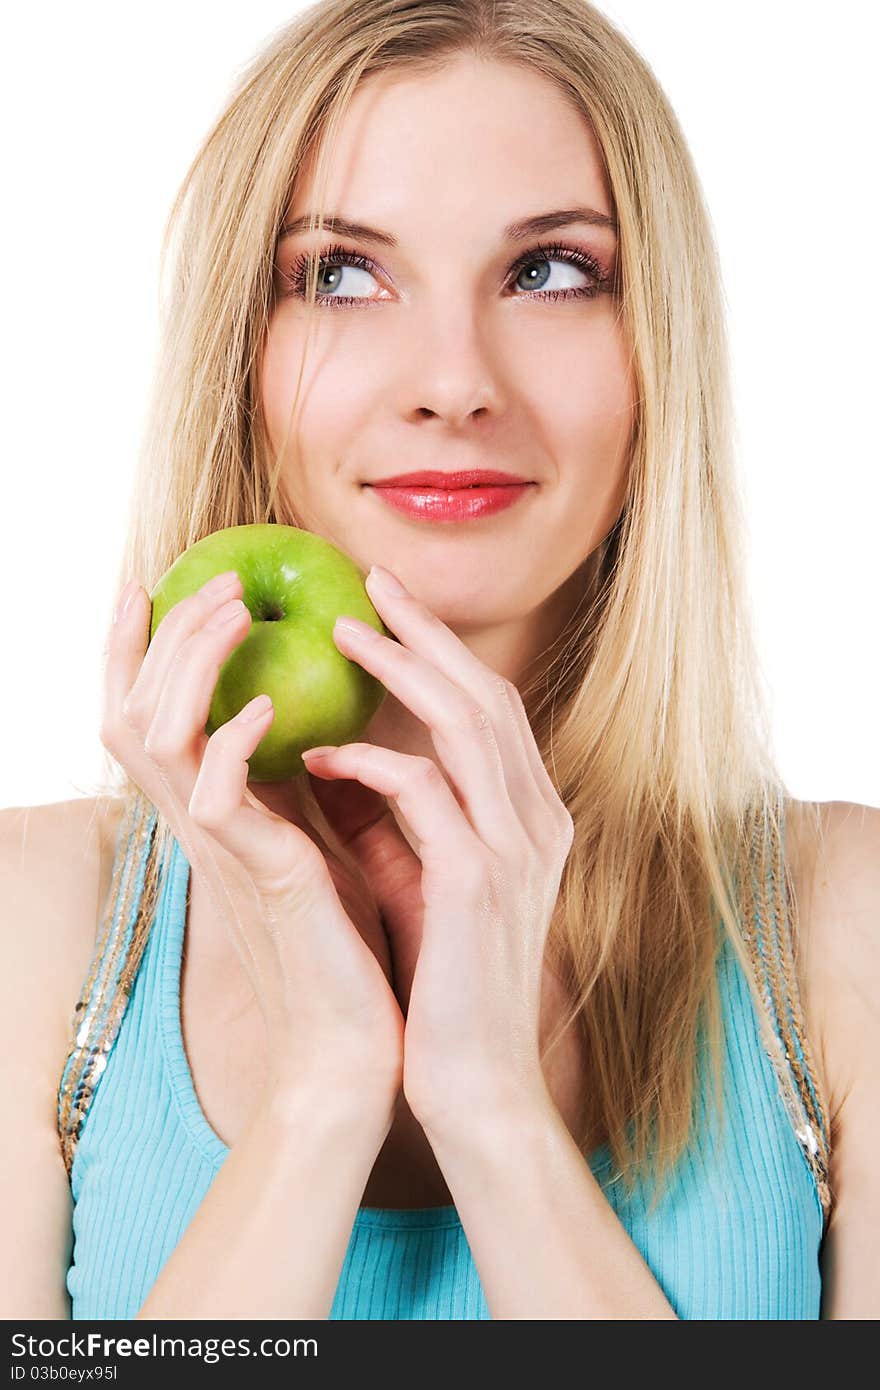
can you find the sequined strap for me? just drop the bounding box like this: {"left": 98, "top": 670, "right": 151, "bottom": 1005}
{"left": 56, "top": 792, "right": 164, "bottom": 1182}
{"left": 738, "top": 790, "right": 832, "bottom": 1224}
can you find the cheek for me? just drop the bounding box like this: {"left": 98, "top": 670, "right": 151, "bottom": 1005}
{"left": 525, "top": 323, "right": 634, "bottom": 476}
{"left": 260, "top": 322, "right": 375, "bottom": 463}
{"left": 260, "top": 328, "right": 297, "bottom": 455}
{"left": 573, "top": 366, "right": 633, "bottom": 494}
{"left": 537, "top": 326, "right": 634, "bottom": 546}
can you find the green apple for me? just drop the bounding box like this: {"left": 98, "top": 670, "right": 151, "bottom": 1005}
{"left": 149, "top": 523, "right": 389, "bottom": 782}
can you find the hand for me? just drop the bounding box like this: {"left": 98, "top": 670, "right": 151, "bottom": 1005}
{"left": 301, "top": 565, "right": 575, "bottom": 1132}
{"left": 100, "top": 572, "right": 404, "bottom": 1110}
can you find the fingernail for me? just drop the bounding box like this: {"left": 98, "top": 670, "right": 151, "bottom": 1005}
{"left": 202, "top": 570, "right": 239, "bottom": 595}
{"left": 368, "top": 564, "right": 407, "bottom": 597}
{"left": 236, "top": 693, "right": 273, "bottom": 721}
{"left": 114, "top": 580, "right": 140, "bottom": 622}
{"left": 302, "top": 746, "right": 337, "bottom": 760}
{"left": 335, "top": 615, "right": 380, "bottom": 641}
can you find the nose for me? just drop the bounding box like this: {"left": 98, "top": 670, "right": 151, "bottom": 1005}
{"left": 399, "top": 304, "right": 506, "bottom": 428}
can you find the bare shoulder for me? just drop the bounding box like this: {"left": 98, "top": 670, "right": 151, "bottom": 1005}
{"left": 784, "top": 799, "right": 880, "bottom": 1315}
{"left": 0, "top": 794, "right": 128, "bottom": 1316}
{"left": 784, "top": 796, "right": 880, "bottom": 1138}
{"left": 0, "top": 794, "right": 126, "bottom": 1076}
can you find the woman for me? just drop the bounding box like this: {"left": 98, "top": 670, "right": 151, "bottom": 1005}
{"left": 4, "top": 0, "right": 877, "bottom": 1320}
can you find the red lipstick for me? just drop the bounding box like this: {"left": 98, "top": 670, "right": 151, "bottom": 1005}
{"left": 371, "top": 470, "right": 528, "bottom": 488}
{"left": 366, "top": 470, "right": 535, "bottom": 523}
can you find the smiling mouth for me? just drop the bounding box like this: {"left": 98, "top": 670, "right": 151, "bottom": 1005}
{"left": 370, "top": 482, "right": 508, "bottom": 490}
{"left": 364, "top": 479, "right": 534, "bottom": 523}
{"left": 366, "top": 470, "right": 533, "bottom": 489}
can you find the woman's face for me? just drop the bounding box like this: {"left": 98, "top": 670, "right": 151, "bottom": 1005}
{"left": 262, "top": 53, "right": 634, "bottom": 635}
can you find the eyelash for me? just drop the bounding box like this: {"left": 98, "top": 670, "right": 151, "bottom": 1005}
{"left": 278, "top": 238, "right": 610, "bottom": 309}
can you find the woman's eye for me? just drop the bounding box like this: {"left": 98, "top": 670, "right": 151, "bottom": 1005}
{"left": 280, "top": 251, "right": 382, "bottom": 306}
{"left": 313, "top": 261, "right": 378, "bottom": 299}
{"left": 279, "top": 242, "right": 605, "bottom": 308}
{"left": 511, "top": 256, "right": 592, "bottom": 295}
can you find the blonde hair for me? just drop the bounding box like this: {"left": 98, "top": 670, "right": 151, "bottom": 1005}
{"left": 85, "top": 0, "right": 830, "bottom": 1213}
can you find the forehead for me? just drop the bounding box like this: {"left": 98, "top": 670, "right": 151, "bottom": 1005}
{"left": 287, "top": 55, "right": 613, "bottom": 234}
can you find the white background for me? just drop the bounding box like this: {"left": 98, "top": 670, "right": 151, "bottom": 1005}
{"left": 1, "top": 2, "right": 876, "bottom": 811}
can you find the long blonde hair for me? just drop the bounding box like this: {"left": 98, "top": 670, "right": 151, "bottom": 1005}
{"left": 85, "top": 0, "right": 830, "bottom": 1212}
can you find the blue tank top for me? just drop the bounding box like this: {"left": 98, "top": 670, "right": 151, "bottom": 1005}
{"left": 57, "top": 792, "right": 831, "bottom": 1319}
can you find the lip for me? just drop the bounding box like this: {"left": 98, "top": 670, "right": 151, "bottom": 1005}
{"left": 369, "top": 470, "right": 529, "bottom": 488}
{"left": 365, "top": 480, "right": 534, "bottom": 523}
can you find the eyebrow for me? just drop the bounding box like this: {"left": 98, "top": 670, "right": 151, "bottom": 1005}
{"left": 277, "top": 205, "right": 618, "bottom": 246}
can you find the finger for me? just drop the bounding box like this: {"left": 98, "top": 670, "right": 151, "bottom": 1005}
{"left": 187, "top": 694, "right": 323, "bottom": 893}
{"left": 101, "top": 581, "right": 152, "bottom": 740}
{"left": 331, "top": 612, "right": 525, "bottom": 857}
{"left": 128, "top": 570, "right": 243, "bottom": 719}
{"left": 182, "top": 695, "right": 330, "bottom": 1028}
{"left": 364, "top": 567, "right": 559, "bottom": 835}
{"left": 301, "top": 743, "right": 485, "bottom": 884}
{"left": 306, "top": 767, "right": 399, "bottom": 849}
{"left": 307, "top": 768, "right": 422, "bottom": 911}
{"left": 145, "top": 595, "right": 251, "bottom": 767}
{"left": 492, "top": 677, "right": 573, "bottom": 837}
{"left": 306, "top": 770, "right": 424, "bottom": 991}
